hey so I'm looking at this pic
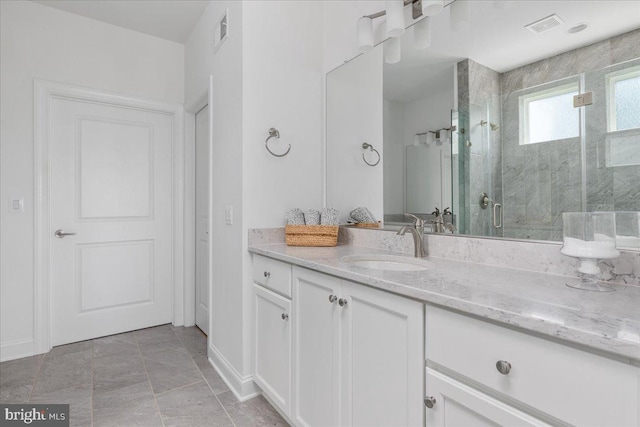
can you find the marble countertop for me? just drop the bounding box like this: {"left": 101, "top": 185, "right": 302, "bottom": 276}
{"left": 248, "top": 243, "right": 640, "bottom": 364}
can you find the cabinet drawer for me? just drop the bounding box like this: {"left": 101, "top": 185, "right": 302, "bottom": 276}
{"left": 426, "top": 305, "right": 639, "bottom": 427}
{"left": 425, "top": 368, "right": 551, "bottom": 427}
{"left": 253, "top": 255, "right": 291, "bottom": 298}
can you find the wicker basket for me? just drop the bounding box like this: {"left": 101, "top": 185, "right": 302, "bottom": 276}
{"left": 285, "top": 225, "right": 339, "bottom": 247}
{"left": 354, "top": 222, "right": 381, "bottom": 229}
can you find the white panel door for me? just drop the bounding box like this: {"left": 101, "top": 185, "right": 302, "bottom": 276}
{"left": 292, "top": 267, "right": 341, "bottom": 427}
{"left": 50, "top": 97, "right": 173, "bottom": 346}
{"left": 254, "top": 284, "right": 291, "bottom": 417}
{"left": 195, "top": 105, "right": 210, "bottom": 334}
{"left": 340, "top": 281, "right": 424, "bottom": 427}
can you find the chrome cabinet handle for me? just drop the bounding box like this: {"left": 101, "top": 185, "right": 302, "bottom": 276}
{"left": 496, "top": 360, "right": 511, "bottom": 375}
{"left": 264, "top": 271, "right": 270, "bottom": 278}
{"left": 338, "top": 298, "right": 348, "bottom": 307}
{"left": 424, "top": 396, "right": 436, "bottom": 409}
{"left": 54, "top": 229, "right": 76, "bottom": 239}
{"left": 328, "top": 295, "right": 338, "bottom": 303}
{"left": 281, "top": 313, "right": 289, "bottom": 321}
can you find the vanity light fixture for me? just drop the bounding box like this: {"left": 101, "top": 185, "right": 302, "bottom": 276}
{"left": 422, "top": 0, "right": 444, "bottom": 16}
{"left": 450, "top": 0, "right": 470, "bottom": 32}
{"left": 385, "top": 0, "right": 406, "bottom": 37}
{"left": 356, "top": 0, "right": 463, "bottom": 57}
{"left": 357, "top": 17, "right": 374, "bottom": 52}
{"left": 413, "top": 16, "right": 432, "bottom": 49}
{"left": 385, "top": 36, "right": 402, "bottom": 64}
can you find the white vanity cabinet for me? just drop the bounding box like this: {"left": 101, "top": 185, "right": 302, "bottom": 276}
{"left": 292, "top": 266, "right": 424, "bottom": 427}
{"left": 425, "top": 305, "right": 640, "bottom": 427}
{"left": 253, "top": 255, "right": 293, "bottom": 417}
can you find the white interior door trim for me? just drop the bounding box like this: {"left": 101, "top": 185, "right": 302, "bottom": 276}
{"left": 183, "top": 89, "right": 210, "bottom": 329}
{"left": 34, "top": 79, "right": 185, "bottom": 354}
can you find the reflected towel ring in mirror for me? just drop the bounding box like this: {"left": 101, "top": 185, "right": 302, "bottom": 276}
{"left": 362, "top": 142, "right": 380, "bottom": 166}
{"left": 265, "top": 127, "right": 291, "bottom": 157}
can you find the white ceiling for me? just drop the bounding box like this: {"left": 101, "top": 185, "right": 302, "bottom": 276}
{"left": 32, "top": 0, "right": 209, "bottom": 43}
{"left": 384, "top": 0, "right": 640, "bottom": 103}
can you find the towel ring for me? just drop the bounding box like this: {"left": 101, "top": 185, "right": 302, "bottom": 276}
{"left": 265, "top": 128, "right": 291, "bottom": 158}
{"left": 362, "top": 143, "right": 380, "bottom": 167}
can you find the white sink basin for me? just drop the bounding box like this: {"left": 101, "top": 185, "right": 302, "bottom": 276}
{"left": 340, "top": 254, "right": 430, "bottom": 272}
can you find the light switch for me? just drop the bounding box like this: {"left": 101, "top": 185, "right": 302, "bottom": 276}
{"left": 224, "top": 206, "right": 233, "bottom": 225}
{"left": 9, "top": 197, "right": 24, "bottom": 213}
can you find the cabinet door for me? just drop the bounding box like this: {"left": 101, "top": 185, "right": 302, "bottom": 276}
{"left": 254, "top": 284, "right": 291, "bottom": 416}
{"left": 341, "top": 281, "right": 424, "bottom": 427}
{"left": 426, "top": 369, "right": 551, "bottom": 427}
{"left": 292, "top": 267, "right": 341, "bottom": 427}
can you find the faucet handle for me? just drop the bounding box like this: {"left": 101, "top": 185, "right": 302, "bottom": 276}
{"left": 404, "top": 213, "right": 424, "bottom": 227}
{"left": 443, "top": 207, "right": 452, "bottom": 215}
{"left": 431, "top": 207, "right": 441, "bottom": 217}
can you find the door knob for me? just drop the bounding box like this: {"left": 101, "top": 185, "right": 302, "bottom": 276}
{"left": 424, "top": 396, "right": 436, "bottom": 408}
{"left": 496, "top": 360, "right": 511, "bottom": 375}
{"left": 54, "top": 229, "right": 76, "bottom": 238}
{"left": 338, "top": 298, "right": 348, "bottom": 307}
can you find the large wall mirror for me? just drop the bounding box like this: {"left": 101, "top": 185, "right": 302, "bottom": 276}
{"left": 326, "top": 0, "right": 640, "bottom": 243}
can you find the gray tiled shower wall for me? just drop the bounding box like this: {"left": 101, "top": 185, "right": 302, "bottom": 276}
{"left": 458, "top": 28, "right": 640, "bottom": 241}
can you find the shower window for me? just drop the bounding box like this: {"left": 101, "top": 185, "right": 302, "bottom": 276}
{"left": 519, "top": 82, "right": 580, "bottom": 145}
{"left": 606, "top": 66, "right": 640, "bottom": 132}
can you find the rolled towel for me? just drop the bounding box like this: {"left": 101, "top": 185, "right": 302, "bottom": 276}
{"left": 320, "top": 207, "right": 340, "bottom": 226}
{"left": 304, "top": 209, "right": 321, "bottom": 225}
{"left": 285, "top": 208, "right": 305, "bottom": 225}
{"left": 349, "top": 207, "right": 377, "bottom": 224}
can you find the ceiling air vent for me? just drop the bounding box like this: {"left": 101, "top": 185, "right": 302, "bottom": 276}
{"left": 525, "top": 14, "right": 564, "bottom": 35}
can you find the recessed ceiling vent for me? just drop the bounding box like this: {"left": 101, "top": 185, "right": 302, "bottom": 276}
{"left": 525, "top": 14, "right": 564, "bottom": 35}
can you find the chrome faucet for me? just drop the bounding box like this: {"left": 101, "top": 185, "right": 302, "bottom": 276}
{"left": 397, "top": 213, "right": 426, "bottom": 258}
{"left": 443, "top": 207, "right": 457, "bottom": 233}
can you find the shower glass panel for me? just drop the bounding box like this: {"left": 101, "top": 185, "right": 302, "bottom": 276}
{"left": 456, "top": 56, "right": 640, "bottom": 241}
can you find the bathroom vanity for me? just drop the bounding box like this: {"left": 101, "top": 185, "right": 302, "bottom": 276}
{"left": 249, "top": 243, "right": 640, "bottom": 427}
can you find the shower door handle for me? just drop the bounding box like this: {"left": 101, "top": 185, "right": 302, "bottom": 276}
{"left": 493, "top": 203, "right": 502, "bottom": 229}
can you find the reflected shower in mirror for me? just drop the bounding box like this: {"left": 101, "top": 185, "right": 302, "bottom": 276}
{"left": 325, "top": 0, "right": 640, "bottom": 242}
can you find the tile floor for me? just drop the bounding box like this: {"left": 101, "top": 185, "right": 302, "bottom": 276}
{"left": 0, "top": 325, "right": 289, "bottom": 426}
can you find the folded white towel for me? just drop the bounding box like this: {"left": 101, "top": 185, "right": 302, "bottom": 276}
{"left": 320, "top": 207, "right": 340, "bottom": 226}
{"left": 285, "top": 208, "right": 305, "bottom": 225}
{"left": 304, "top": 209, "right": 321, "bottom": 225}
{"left": 349, "top": 207, "right": 377, "bottom": 223}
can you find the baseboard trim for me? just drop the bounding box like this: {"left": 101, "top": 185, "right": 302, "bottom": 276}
{"left": 0, "top": 338, "right": 36, "bottom": 362}
{"left": 208, "top": 343, "right": 260, "bottom": 402}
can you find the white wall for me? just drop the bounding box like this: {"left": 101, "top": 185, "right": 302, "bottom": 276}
{"left": 184, "top": 0, "right": 247, "bottom": 387}
{"left": 242, "top": 0, "right": 324, "bottom": 384}
{"left": 0, "top": 0, "right": 184, "bottom": 361}
{"left": 326, "top": 46, "right": 384, "bottom": 224}
{"left": 184, "top": 0, "right": 324, "bottom": 397}
{"left": 383, "top": 100, "right": 406, "bottom": 214}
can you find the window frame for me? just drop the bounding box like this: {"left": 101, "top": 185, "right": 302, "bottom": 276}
{"left": 606, "top": 65, "right": 640, "bottom": 132}
{"left": 519, "top": 81, "right": 580, "bottom": 145}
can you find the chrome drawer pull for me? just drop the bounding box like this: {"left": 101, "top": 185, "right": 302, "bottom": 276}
{"left": 264, "top": 271, "right": 270, "bottom": 278}
{"left": 424, "top": 396, "right": 436, "bottom": 408}
{"left": 329, "top": 295, "right": 338, "bottom": 303}
{"left": 281, "top": 313, "right": 289, "bottom": 321}
{"left": 338, "top": 298, "right": 348, "bottom": 307}
{"left": 496, "top": 360, "right": 512, "bottom": 375}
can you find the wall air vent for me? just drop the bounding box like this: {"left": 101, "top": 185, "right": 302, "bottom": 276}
{"left": 525, "top": 14, "right": 564, "bottom": 34}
